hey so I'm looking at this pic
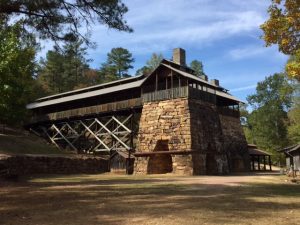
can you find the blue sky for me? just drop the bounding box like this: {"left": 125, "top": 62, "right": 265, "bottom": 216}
{"left": 40, "top": 0, "right": 288, "bottom": 102}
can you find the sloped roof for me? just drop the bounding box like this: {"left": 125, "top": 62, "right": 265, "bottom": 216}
{"left": 248, "top": 148, "right": 271, "bottom": 156}
{"left": 35, "top": 75, "right": 145, "bottom": 102}
{"left": 278, "top": 144, "right": 300, "bottom": 154}
{"left": 27, "top": 60, "right": 242, "bottom": 109}
{"left": 27, "top": 78, "right": 146, "bottom": 109}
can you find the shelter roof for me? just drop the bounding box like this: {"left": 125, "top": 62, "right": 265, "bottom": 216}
{"left": 27, "top": 59, "right": 243, "bottom": 109}
{"left": 278, "top": 144, "right": 300, "bottom": 154}
{"left": 248, "top": 148, "right": 271, "bottom": 156}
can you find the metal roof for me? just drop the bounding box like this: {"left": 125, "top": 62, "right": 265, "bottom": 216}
{"left": 27, "top": 78, "right": 145, "bottom": 109}
{"left": 36, "top": 75, "right": 145, "bottom": 102}
{"left": 160, "top": 63, "right": 216, "bottom": 87}
{"left": 278, "top": 144, "right": 300, "bottom": 153}
{"left": 216, "top": 90, "right": 243, "bottom": 103}
{"left": 248, "top": 148, "right": 271, "bottom": 156}
{"left": 161, "top": 63, "right": 242, "bottom": 103}
{"left": 27, "top": 60, "right": 242, "bottom": 109}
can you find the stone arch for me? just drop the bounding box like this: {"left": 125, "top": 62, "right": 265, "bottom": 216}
{"left": 147, "top": 140, "right": 173, "bottom": 174}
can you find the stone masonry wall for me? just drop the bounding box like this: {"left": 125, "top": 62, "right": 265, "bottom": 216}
{"left": 135, "top": 97, "right": 249, "bottom": 175}
{"left": 219, "top": 114, "right": 250, "bottom": 172}
{"left": 0, "top": 154, "right": 109, "bottom": 175}
{"left": 135, "top": 98, "right": 195, "bottom": 175}
{"left": 189, "top": 99, "right": 229, "bottom": 174}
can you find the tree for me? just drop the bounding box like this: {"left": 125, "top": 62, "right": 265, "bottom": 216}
{"left": 37, "top": 39, "right": 92, "bottom": 94}
{"left": 287, "top": 82, "right": 300, "bottom": 143}
{"left": 190, "top": 60, "right": 204, "bottom": 77}
{"left": 146, "top": 53, "right": 163, "bottom": 70}
{"left": 0, "top": 20, "right": 42, "bottom": 125}
{"left": 135, "top": 66, "right": 151, "bottom": 76}
{"left": 135, "top": 53, "right": 163, "bottom": 75}
{"left": 62, "top": 39, "right": 91, "bottom": 90}
{"left": 246, "top": 73, "right": 293, "bottom": 154}
{"left": 0, "top": 0, "right": 132, "bottom": 45}
{"left": 98, "top": 62, "right": 119, "bottom": 83}
{"left": 106, "top": 47, "right": 134, "bottom": 78}
{"left": 261, "top": 0, "right": 300, "bottom": 81}
{"left": 37, "top": 48, "right": 65, "bottom": 94}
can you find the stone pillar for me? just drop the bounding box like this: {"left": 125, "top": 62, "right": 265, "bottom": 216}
{"left": 135, "top": 98, "right": 195, "bottom": 175}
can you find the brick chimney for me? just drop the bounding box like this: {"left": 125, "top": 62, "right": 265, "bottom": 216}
{"left": 173, "top": 48, "right": 186, "bottom": 66}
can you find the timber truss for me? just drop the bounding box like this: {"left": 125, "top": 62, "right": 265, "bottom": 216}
{"left": 30, "top": 114, "right": 137, "bottom": 155}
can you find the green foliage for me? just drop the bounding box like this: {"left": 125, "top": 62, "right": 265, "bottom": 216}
{"left": 0, "top": 0, "right": 132, "bottom": 45}
{"left": 135, "top": 66, "right": 151, "bottom": 76}
{"left": 146, "top": 53, "right": 163, "bottom": 70}
{"left": 37, "top": 39, "right": 94, "bottom": 94}
{"left": 135, "top": 53, "right": 163, "bottom": 75}
{"left": 287, "top": 82, "right": 300, "bottom": 143}
{"left": 261, "top": 0, "right": 300, "bottom": 81}
{"left": 105, "top": 47, "right": 134, "bottom": 79}
{"left": 190, "top": 60, "right": 204, "bottom": 77}
{"left": 0, "top": 21, "right": 41, "bottom": 125}
{"left": 246, "top": 73, "right": 293, "bottom": 155}
{"left": 98, "top": 62, "right": 119, "bottom": 83}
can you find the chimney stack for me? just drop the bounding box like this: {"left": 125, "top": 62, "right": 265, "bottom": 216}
{"left": 210, "top": 79, "right": 219, "bottom": 86}
{"left": 200, "top": 75, "right": 208, "bottom": 81}
{"left": 173, "top": 48, "right": 186, "bottom": 66}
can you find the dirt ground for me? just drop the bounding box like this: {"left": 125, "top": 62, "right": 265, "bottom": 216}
{"left": 0, "top": 173, "right": 300, "bottom": 225}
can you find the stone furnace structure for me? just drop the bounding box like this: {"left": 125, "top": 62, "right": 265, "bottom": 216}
{"left": 26, "top": 48, "right": 250, "bottom": 175}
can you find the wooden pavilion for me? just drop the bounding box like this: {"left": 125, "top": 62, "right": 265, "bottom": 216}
{"left": 248, "top": 144, "right": 272, "bottom": 171}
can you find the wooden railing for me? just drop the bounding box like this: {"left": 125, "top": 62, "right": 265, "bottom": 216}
{"left": 142, "top": 86, "right": 188, "bottom": 102}
{"left": 30, "top": 97, "right": 142, "bottom": 124}
{"left": 217, "top": 106, "right": 240, "bottom": 118}
{"left": 142, "top": 86, "right": 216, "bottom": 104}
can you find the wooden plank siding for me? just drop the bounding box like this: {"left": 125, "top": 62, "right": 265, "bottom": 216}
{"left": 30, "top": 86, "right": 239, "bottom": 124}
{"left": 30, "top": 98, "right": 142, "bottom": 123}
{"left": 142, "top": 86, "right": 216, "bottom": 104}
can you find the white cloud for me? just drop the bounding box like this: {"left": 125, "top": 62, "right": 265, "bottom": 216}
{"left": 230, "top": 84, "right": 257, "bottom": 92}
{"left": 228, "top": 45, "right": 287, "bottom": 60}
{"left": 89, "top": 0, "right": 267, "bottom": 56}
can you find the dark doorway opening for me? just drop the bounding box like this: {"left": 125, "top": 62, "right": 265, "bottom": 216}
{"left": 206, "top": 153, "right": 217, "bottom": 175}
{"left": 147, "top": 140, "right": 173, "bottom": 174}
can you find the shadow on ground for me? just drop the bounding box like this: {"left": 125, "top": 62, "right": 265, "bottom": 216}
{"left": 0, "top": 174, "right": 299, "bottom": 225}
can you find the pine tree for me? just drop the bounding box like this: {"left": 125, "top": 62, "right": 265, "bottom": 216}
{"left": 0, "top": 0, "right": 132, "bottom": 45}
{"left": 37, "top": 39, "right": 91, "bottom": 94}
{"left": 106, "top": 47, "right": 134, "bottom": 78}
{"left": 190, "top": 60, "right": 204, "bottom": 77}
{"left": 135, "top": 53, "right": 163, "bottom": 75}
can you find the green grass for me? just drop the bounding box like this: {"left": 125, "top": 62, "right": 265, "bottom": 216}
{"left": 0, "top": 134, "right": 72, "bottom": 155}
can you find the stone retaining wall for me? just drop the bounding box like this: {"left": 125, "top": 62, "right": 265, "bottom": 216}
{"left": 0, "top": 154, "right": 109, "bottom": 175}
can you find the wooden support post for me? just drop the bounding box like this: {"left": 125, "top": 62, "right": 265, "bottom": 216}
{"left": 263, "top": 156, "right": 266, "bottom": 170}
{"left": 171, "top": 70, "right": 174, "bottom": 98}
{"left": 258, "top": 155, "right": 260, "bottom": 171}
{"left": 269, "top": 155, "right": 272, "bottom": 171}
{"left": 251, "top": 156, "right": 255, "bottom": 171}
{"left": 166, "top": 76, "right": 168, "bottom": 90}
{"left": 155, "top": 72, "right": 158, "bottom": 92}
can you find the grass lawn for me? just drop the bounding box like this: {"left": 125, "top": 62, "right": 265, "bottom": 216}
{"left": 0, "top": 134, "right": 72, "bottom": 155}
{"left": 0, "top": 174, "right": 299, "bottom": 225}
